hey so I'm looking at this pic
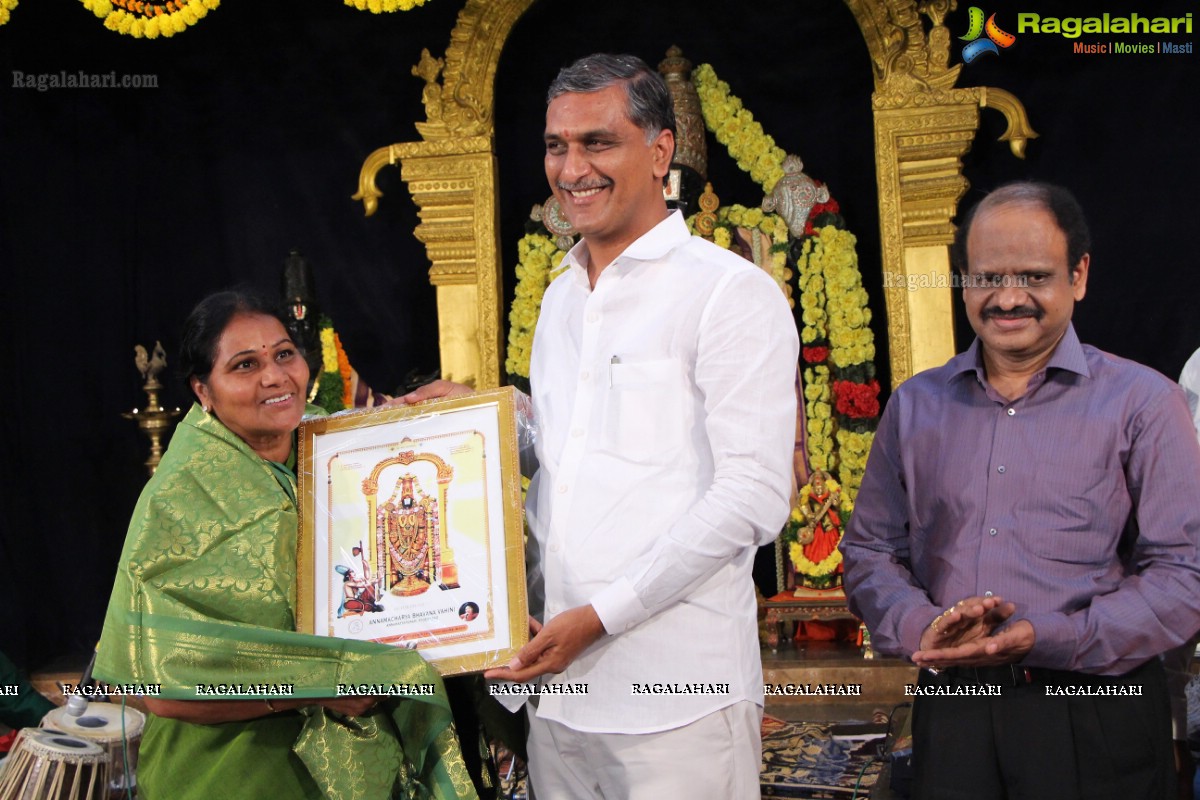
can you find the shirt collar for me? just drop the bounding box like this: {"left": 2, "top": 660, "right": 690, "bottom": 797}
{"left": 947, "top": 323, "right": 1091, "bottom": 384}
{"left": 563, "top": 210, "right": 686, "bottom": 286}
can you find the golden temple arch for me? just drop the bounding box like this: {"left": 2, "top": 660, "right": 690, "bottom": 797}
{"left": 354, "top": 0, "right": 1037, "bottom": 390}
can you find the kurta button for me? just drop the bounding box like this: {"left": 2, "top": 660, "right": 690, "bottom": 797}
{"left": 571, "top": 428, "right": 583, "bottom": 438}
{"left": 984, "top": 591, "right": 994, "bottom": 598}
{"left": 557, "top": 484, "right": 568, "bottom": 494}
{"left": 989, "top": 528, "right": 998, "bottom": 536}
{"left": 550, "top": 542, "right": 560, "bottom": 552}
{"left": 997, "top": 465, "right": 1006, "bottom": 473}
{"left": 587, "top": 312, "right": 599, "bottom": 323}
{"left": 1006, "top": 408, "right": 1016, "bottom": 416}
{"left": 580, "top": 370, "right": 590, "bottom": 381}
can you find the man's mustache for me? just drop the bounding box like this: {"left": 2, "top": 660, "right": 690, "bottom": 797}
{"left": 558, "top": 179, "right": 612, "bottom": 192}
{"left": 982, "top": 306, "right": 1044, "bottom": 322}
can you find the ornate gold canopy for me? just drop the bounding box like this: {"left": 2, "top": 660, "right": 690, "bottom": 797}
{"left": 354, "top": 0, "right": 1036, "bottom": 390}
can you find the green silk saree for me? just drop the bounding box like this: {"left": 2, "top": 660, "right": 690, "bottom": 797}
{"left": 96, "top": 404, "right": 476, "bottom": 800}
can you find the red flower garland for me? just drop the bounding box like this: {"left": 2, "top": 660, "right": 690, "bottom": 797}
{"left": 803, "top": 191, "right": 841, "bottom": 237}
{"left": 802, "top": 345, "right": 830, "bottom": 364}
{"left": 833, "top": 379, "right": 881, "bottom": 419}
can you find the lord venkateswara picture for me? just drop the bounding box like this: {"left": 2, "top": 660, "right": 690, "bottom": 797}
{"left": 296, "top": 387, "right": 529, "bottom": 675}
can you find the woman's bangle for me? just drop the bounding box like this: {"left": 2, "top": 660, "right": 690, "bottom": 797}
{"left": 264, "top": 698, "right": 278, "bottom": 713}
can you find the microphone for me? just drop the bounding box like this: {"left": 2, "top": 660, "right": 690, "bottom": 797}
{"left": 65, "top": 649, "right": 99, "bottom": 717}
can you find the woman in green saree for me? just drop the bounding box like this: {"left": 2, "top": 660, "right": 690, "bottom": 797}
{"left": 96, "top": 291, "right": 476, "bottom": 800}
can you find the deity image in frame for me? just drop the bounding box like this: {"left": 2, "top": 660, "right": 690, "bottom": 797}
{"left": 296, "top": 388, "right": 528, "bottom": 675}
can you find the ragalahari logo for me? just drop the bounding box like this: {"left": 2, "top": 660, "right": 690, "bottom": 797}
{"left": 961, "top": 7, "right": 1017, "bottom": 62}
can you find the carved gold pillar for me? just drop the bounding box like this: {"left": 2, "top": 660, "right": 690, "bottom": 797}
{"left": 872, "top": 94, "right": 978, "bottom": 386}
{"left": 356, "top": 136, "right": 502, "bottom": 389}
{"left": 394, "top": 139, "right": 501, "bottom": 389}
{"left": 849, "top": 0, "right": 1037, "bottom": 388}
{"left": 354, "top": 0, "right": 534, "bottom": 390}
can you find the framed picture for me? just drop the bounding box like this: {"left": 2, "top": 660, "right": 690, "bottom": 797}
{"left": 296, "top": 387, "right": 529, "bottom": 675}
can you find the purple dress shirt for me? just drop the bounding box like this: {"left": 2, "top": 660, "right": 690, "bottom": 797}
{"left": 841, "top": 325, "right": 1200, "bottom": 675}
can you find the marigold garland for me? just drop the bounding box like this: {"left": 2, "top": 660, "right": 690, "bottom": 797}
{"left": 797, "top": 217, "right": 879, "bottom": 501}
{"left": 505, "top": 224, "right": 570, "bottom": 380}
{"left": 343, "top": 0, "right": 430, "bottom": 12}
{"left": 314, "top": 317, "right": 353, "bottom": 412}
{"left": 1, "top": 0, "right": 17, "bottom": 26}
{"left": 334, "top": 331, "right": 352, "bottom": 408}
{"left": 79, "top": 0, "right": 218, "bottom": 38}
{"left": 692, "top": 64, "right": 787, "bottom": 192}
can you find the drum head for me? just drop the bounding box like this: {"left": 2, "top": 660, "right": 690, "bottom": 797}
{"left": 19, "top": 728, "right": 106, "bottom": 760}
{"left": 44, "top": 703, "right": 146, "bottom": 741}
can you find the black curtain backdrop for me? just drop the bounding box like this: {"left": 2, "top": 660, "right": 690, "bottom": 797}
{"left": 1, "top": 0, "right": 1195, "bottom": 668}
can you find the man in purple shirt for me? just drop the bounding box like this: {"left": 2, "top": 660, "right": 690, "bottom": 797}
{"left": 841, "top": 182, "right": 1200, "bottom": 799}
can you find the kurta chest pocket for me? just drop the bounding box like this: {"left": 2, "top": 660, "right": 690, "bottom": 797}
{"left": 602, "top": 358, "right": 687, "bottom": 463}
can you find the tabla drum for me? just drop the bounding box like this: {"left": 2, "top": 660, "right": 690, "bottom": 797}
{"left": 42, "top": 703, "right": 145, "bottom": 799}
{"left": 0, "top": 728, "right": 110, "bottom": 800}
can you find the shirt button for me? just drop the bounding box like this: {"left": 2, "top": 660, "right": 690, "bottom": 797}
{"left": 984, "top": 591, "right": 994, "bottom": 598}
{"left": 580, "top": 370, "right": 590, "bottom": 381}
{"left": 550, "top": 542, "right": 560, "bottom": 553}
{"left": 989, "top": 528, "right": 998, "bottom": 536}
{"left": 557, "top": 483, "right": 568, "bottom": 494}
{"left": 587, "top": 312, "right": 599, "bottom": 323}
{"left": 1006, "top": 408, "right": 1016, "bottom": 416}
{"left": 571, "top": 428, "right": 584, "bottom": 438}
{"left": 997, "top": 465, "right": 1006, "bottom": 474}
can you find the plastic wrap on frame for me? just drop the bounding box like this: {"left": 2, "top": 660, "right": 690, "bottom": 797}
{"left": 296, "top": 387, "right": 530, "bottom": 676}
{"left": 515, "top": 387, "right": 538, "bottom": 478}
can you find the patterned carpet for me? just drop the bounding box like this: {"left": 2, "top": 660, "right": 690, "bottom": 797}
{"left": 760, "top": 714, "right": 887, "bottom": 798}
{"left": 492, "top": 714, "right": 889, "bottom": 799}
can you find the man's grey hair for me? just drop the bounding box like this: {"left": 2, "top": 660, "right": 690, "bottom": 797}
{"left": 547, "top": 53, "right": 677, "bottom": 146}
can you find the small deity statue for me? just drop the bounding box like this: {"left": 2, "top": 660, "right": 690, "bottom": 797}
{"left": 761, "top": 154, "right": 830, "bottom": 238}
{"left": 796, "top": 469, "right": 844, "bottom": 585}
{"left": 280, "top": 249, "right": 322, "bottom": 379}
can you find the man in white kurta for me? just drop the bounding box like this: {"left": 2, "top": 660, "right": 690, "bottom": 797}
{"left": 486, "top": 54, "right": 798, "bottom": 799}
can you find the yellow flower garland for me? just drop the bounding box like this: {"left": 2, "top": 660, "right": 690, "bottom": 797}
{"left": 1, "top": 0, "right": 17, "bottom": 26}
{"left": 790, "top": 541, "right": 842, "bottom": 577}
{"left": 798, "top": 233, "right": 834, "bottom": 473}
{"left": 79, "top": 0, "right": 219, "bottom": 39}
{"left": 313, "top": 319, "right": 352, "bottom": 412}
{"left": 319, "top": 328, "right": 339, "bottom": 374}
{"left": 692, "top": 64, "right": 787, "bottom": 192}
{"left": 689, "top": 63, "right": 878, "bottom": 506}
{"left": 796, "top": 225, "right": 876, "bottom": 501}
{"left": 505, "top": 231, "right": 569, "bottom": 379}
{"left": 343, "top": 0, "right": 431, "bottom": 12}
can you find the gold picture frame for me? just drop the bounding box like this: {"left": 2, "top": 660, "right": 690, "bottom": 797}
{"left": 296, "top": 387, "right": 529, "bottom": 675}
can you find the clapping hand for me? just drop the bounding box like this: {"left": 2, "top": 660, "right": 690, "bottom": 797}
{"left": 912, "top": 595, "right": 1035, "bottom": 669}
